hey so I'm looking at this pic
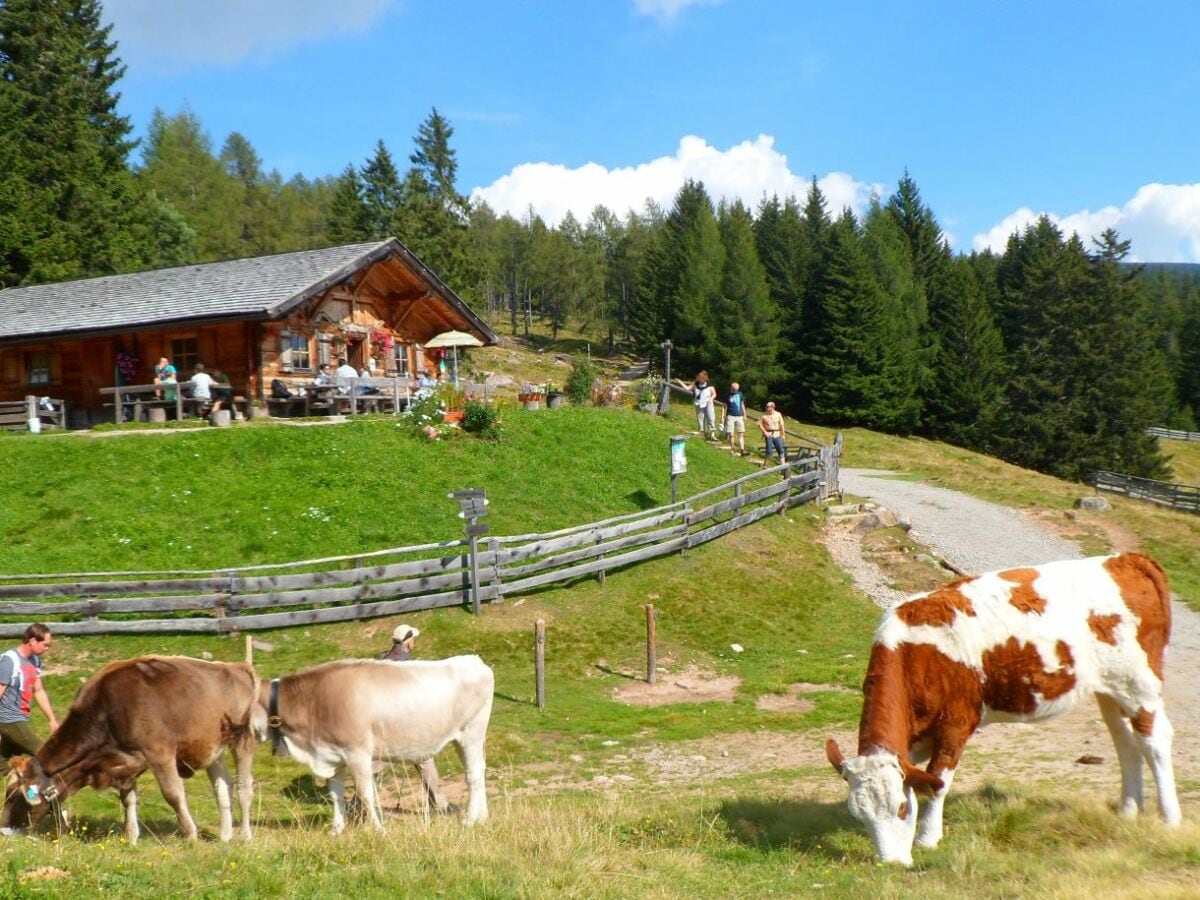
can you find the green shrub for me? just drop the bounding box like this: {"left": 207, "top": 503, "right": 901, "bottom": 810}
{"left": 463, "top": 399, "right": 502, "bottom": 441}
{"left": 565, "top": 361, "right": 597, "bottom": 405}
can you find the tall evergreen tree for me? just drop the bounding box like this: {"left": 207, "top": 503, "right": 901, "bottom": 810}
{"left": 395, "top": 108, "right": 472, "bottom": 295}
{"left": 924, "top": 256, "right": 1006, "bottom": 450}
{"left": 0, "top": 0, "right": 156, "bottom": 282}
{"left": 715, "top": 200, "right": 783, "bottom": 404}
{"left": 787, "top": 178, "right": 832, "bottom": 416}
{"left": 326, "top": 164, "right": 371, "bottom": 245}
{"left": 359, "top": 139, "right": 402, "bottom": 240}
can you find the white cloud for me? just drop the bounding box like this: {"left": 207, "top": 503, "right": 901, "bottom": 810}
{"left": 103, "top": 0, "right": 398, "bottom": 68}
{"left": 973, "top": 184, "right": 1200, "bottom": 263}
{"left": 632, "top": 0, "right": 726, "bottom": 25}
{"left": 471, "top": 134, "right": 882, "bottom": 227}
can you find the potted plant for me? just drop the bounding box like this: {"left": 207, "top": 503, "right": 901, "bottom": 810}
{"left": 441, "top": 385, "right": 466, "bottom": 423}
{"left": 545, "top": 381, "right": 565, "bottom": 409}
{"left": 635, "top": 378, "right": 661, "bottom": 413}
{"left": 517, "top": 382, "right": 544, "bottom": 410}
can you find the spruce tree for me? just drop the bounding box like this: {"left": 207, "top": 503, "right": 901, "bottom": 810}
{"left": 0, "top": 0, "right": 154, "bottom": 282}
{"left": 359, "top": 139, "right": 402, "bottom": 241}
{"left": 326, "top": 164, "right": 371, "bottom": 245}
{"left": 716, "top": 200, "right": 783, "bottom": 405}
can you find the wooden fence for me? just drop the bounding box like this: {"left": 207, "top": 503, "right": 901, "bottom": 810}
{"left": 1146, "top": 426, "right": 1200, "bottom": 443}
{"left": 1090, "top": 470, "right": 1200, "bottom": 515}
{"left": 0, "top": 439, "right": 841, "bottom": 637}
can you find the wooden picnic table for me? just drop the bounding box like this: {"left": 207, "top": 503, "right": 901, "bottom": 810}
{"left": 100, "top": 382, "right": 246, "bottom": 424}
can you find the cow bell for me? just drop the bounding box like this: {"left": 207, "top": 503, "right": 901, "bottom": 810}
{"left": 23, "top": 785, "right": 40, "bottom": 804}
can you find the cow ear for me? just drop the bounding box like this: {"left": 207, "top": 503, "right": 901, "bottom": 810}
{"left": 901, "top": 763, "right": 944, "bottom": 796}
{"left": 825, "top": 738, "right": 847, "bottom": 776}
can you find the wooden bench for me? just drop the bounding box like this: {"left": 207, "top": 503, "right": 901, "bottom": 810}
{"left": 0, "top": 396, "right": 67, "bottom": 431}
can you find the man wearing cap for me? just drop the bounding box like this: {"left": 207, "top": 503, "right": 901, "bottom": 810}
{"left": 381, "top": 624, "right": 419, "bottom": 661}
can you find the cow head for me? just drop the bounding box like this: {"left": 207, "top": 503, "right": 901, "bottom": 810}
{"left": 825, "top": 739, "right": 942, "bottom": 867}
{"left": 7, "top": 756, "right": 57, "bottom": 806}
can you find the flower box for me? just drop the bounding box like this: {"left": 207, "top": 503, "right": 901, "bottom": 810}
{"left": 442, "top": 410, "right": 464, "bottom": 424}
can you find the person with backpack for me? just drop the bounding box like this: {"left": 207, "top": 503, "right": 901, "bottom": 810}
{"left": 0, "top": 624, "right": 58, "bottom": 777}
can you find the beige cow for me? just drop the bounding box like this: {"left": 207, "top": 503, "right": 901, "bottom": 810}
{"left": 253, "top": 655, "right": 493, "bottom": 832}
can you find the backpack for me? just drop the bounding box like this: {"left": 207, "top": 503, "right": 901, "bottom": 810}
{"left": 270, "top": 378, "right": 292, "bottom": 399}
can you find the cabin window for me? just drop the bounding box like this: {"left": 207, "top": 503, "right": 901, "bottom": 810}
{"left": 317, "top": 334, "right": 333, "bottom": 367}
{"left": 393, "top": 343, "right": 410, "bottom": 376}
{"left": 25, "top": 351, "right": 60, "bottom": 385}
{"left": 171, "top": 338, "right": 199, "bottom": 376}
{"left": 278, "top": 331, "right": 312, "bottom": 372}
{"left": 290, "top": 333, "right": 311, "bottom": 371}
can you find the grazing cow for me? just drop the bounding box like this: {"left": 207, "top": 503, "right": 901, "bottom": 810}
{"left": 252, "top": 655, "right": 493, "bottom": 833}
{"left": 2, "top": 656, "right": 257, "bottom": 844}
{"left": 826, "top": 553, "right": 1181, "bottom": 866}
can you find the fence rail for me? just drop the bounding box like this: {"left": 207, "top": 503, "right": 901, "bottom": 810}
{"left": 1090, "top": 470, "right": 1200, "bottom": 514}
{"left": 1146, "top": 426, "right": 1200, "bottom": 443}
{"left": 0, "top": 436, "right": 841, "bottom": 636}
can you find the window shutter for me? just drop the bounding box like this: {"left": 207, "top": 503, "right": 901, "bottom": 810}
{"left": 279, "top": 330, "right": 292, "bottom": 371}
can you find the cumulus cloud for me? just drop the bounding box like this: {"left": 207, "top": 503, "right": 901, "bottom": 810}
{"left": 632, "top": 0, "right": 726, "bottom": 25}
{"left": 471, "top": 134, "right": 882, "bottom": 227}
{"left": 103, "top": 0, "right": 398, "bottom": 68}
{"left": 974, "top": 184, "right": 1200, "bottom": 263}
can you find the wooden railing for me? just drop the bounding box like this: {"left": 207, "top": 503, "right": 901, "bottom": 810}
{"left": 0, "top": 439, "right": 841, "bottom": 636}
{"left": 1090, "top": 470, "right": 1200, "bottom": 515}
{"left": 1146, "top": 426, "right": 1200, "bottom": 443}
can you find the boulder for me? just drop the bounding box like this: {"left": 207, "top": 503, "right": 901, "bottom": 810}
{"left": 1074, "top": 496, "right": 1111, "bottom": 512}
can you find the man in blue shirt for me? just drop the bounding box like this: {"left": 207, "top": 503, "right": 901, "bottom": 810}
{"left": 725, "top": 382, "right": 747, "bottom": 456}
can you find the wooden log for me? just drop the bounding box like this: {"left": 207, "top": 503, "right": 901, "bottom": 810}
{"left": 535, "top": 619, "right": 546, "bottom": 709}
{"left": 645, "top": 604, "right": 656, "bottom": 684}
{"left": 497, "top": 524, "right": 687, "bottom": 581}
{"left": 499, "top": 537, "right": 686, "bottom": 596}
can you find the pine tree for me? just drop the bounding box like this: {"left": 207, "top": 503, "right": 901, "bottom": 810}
{"left": 359, "top": 140, "right": 402, "bottom": 241}
{"left": 395, "top": 108, "right": 472, "bottom": 295}
{"left": 924, "top": 256, "right": 1006, "bottom": 450}
{"left": 326, "top": 165, "right": 371, "bottom": 245}
{"left": 0, "top": 0, "right": 155, "bottom": 282}
{"left": 716, "top": 200, "right": 783, "bottom": 405}
{"left": 787, "top": 178, "right": 832, "bottom": 417}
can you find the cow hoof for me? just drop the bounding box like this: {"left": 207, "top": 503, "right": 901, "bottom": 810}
{"left": 915, "top": 835, "right": 941, "bottom": 849}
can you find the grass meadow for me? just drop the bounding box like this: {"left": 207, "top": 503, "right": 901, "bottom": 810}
{"left": 0, "top": 400, "right": 1198, "bottom": 897}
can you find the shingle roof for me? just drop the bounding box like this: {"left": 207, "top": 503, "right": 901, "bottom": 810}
{"left": 0, "top": 239, "right": 495, "bottom": 343}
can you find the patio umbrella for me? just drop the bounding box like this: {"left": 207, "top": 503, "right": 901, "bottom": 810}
{"left": 424, "top": 330, "right": 484, "bottom": 386}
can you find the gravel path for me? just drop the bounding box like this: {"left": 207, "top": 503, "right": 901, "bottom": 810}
{"left": 840, "top": 468, "right": 1081, "bottom": 573}
{"left": 831, "top": 467, "right": 1200, "bottom": 798}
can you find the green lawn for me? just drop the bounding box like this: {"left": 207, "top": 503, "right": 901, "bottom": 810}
{"left": 1, "top": 404, "right": 1199, "bottom": 897}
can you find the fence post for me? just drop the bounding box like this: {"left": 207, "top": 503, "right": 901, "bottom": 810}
{"left": 645, "top": 604, "right": 657, "bottom": 684}
{"left": 535, "top": 618, "right": 546, "bottom": 709}
{"left": 596, "top": 528, "right": 606, "bottom": 585}
{"left": 780, "top": 460, "right": 792, "bottom": 514}
{"left": 451, "top": 489, "right": 490, "bottom": 614}
{"left": 488, "top": 537, "right": 501, "bottom": 602}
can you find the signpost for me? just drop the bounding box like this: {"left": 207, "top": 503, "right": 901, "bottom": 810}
{"left": 669, "top": 434, "right": 687, "bottom": 504}
{"left": 450, "top": 489, "right": 489, "bottom": 614}
{"left": 659, "top": 340, "right": 673, "bottom": 414}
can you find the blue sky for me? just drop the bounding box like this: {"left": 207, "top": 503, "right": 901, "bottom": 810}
{"left": 103, "top": 0, "right": 1200, "bottom": 261}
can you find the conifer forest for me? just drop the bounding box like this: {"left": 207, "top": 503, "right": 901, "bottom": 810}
{"left": 3, "top": 0, "right": 1199, "bottom": 482}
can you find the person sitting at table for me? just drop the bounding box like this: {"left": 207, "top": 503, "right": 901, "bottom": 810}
{"left": 190, "top": 363, "right": 215, "bottom": 413}
{"left": 334, "top": 357, "right": 357, "bottom": 395}
{"left": 210, "top": 365, "right": 233, "bottom": 413}
{"left": 154, "top": 357, "right": 177, "bottom": 401}
{"left": 356, "top": 365, "right": 381, "bottom": 395}
{"left": 417, "top": 369, "right": 436, "bottom": 389}
{"left": 314, "top": 362, "right": 334, "bottom": 386}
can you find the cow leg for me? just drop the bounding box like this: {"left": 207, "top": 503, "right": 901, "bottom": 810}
{"left": 147, "top": 757, "right": 198, "bottom": 840}
{"left": 1133, "top": 708, "right": 1182, "bottom": 826}
{"left": 232, "top": 743, "right": 255, "bottom": 841}
{"left": 205, "top": 759, "right": 234, "bottom": 842}
{"left": 346, "top": 754, "right": 384, "bottom": 831}
{"left": 327, "top": 768, "right": 348, "bottom": 835}
{"left": 1097, "top": 693, "right": 1144, "bottom": 818}
{"left": 416, "top": 758, "right": 451, "bottom": 814}
{"left": 914, "top": 768, "right": 955, "bottom": 849}
{"left": 454, "top": 737, "right": 489, "bottom": 825}
{"left": 120, "top": 785, "right": 140, "bottom": 845}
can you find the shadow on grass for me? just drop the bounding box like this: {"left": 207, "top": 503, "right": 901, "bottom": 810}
{"left": 624, "top": 489, "right": 661, "bottom": 510}
{"left": 282, "top": 773, "right": 327, "bottom": 804}
{"left": 493, "top": 690, "right": 535, "bottom": 706}
{"left": 595, "top": 663, "right": 639, "bottom": 681}
{"left": 719, "top": 796, "right": 856, "bottom": 858}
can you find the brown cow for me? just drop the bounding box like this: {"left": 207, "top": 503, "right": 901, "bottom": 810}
{"left": 3, "top": 656, "right": 258, "bottom": 844}
{"left": 826, "top": 553, "right": 1181, "bottom": 866}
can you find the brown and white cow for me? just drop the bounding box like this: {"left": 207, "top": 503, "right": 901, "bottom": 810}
{"left": 252, "top": 655, "right": 493, "bottom": 833}
{"left": 3, "top": 656, "right": 258, "bottom": 844}
{"left": 826, "top": 553, "right": 1181, "bottom": 866}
